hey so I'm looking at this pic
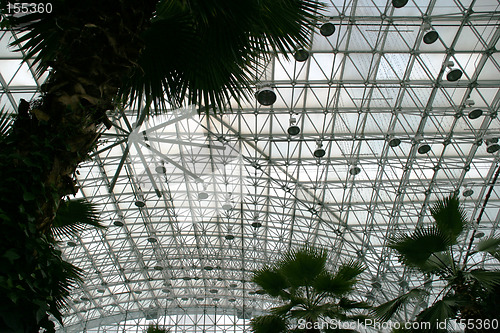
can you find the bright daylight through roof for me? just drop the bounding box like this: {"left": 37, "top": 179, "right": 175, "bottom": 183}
{"left": 0, "top": 0, "right": 499, "bottom": 332}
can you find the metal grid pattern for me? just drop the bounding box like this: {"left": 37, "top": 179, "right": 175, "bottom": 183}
{"left": 1, "top": 0, "right": 500, "bottom": 331}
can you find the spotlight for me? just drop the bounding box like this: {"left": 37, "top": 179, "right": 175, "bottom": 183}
{"left": 468, "top": 109, "right": 483, "bottom": 119}
{"left": 445, "top": 61, "right": 462, "bottom": 82}
{"left": 256, "top": 87, "right": 276, "bottom": 106}
{"left": 423, "top": 30, "right": 439, "bottom": 44}
{"left": 392, "top": 0, "right": 408, "bottom": 8}
{"left": 287, "top": 117, "right": 300, "bottom": 136}
{"left": 486, "top": 138, "right": 500, "bottom": 153}
{"left": 349, "top": 166, "right": 361, "bottom": 176}
{"left": 462, "top": 188, "right": 474, "bottom": 197}
{"left": 418, "top": 143, "right": 431, "bottom": 154}
{"left": 388, "top": 136, "right": 401, "bottom": 147}
{"left": 320, "top": 23, "right": 336, "bottom": 36}
{"left": 313, "top": 142, "right": 326, "bottom": 158}
{"left": 294, "top": 49, "right": 309, "bottom": 62}
{"left": 155, "top": 165, "right": 166, "bottom": 174}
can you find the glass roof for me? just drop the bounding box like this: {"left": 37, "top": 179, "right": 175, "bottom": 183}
{"left": 1, "top": 0, "right": 500, "bottom": 332}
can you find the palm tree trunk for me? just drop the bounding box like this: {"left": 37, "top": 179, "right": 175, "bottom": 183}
{"left": 0, "top": 1, "right": 157, "bottom": 331}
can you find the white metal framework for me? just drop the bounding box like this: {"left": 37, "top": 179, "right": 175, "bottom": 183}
{"left": 1, "top": 0, "right": 500, "bottom": 332}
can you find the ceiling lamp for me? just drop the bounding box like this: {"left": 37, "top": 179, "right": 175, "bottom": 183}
{"left": 320, "top": 23, "right": 335, "bottom": 36}
{"left": 349, "top": 165, "right": 361, "bottom": 176}
{"left": 468, "top": 109, "right": 483, "bottom": 119}
{"left": 422, "top": 24, "right": 439, "bottom": 45}
{"left": 313, "top": 141, "right": 326, "bottom": 158}
{"left": 225, "top": 234, "right": 235, "bottom": 240}
{"left": 287, "top": 117, "right": 300, "bottom": 136}
{"left": 387, "top": 136, "right": 401, "bottom": 147}
{"left": 198, "top": 183, "right": 209, "bottom": 200}
{"left": 418, "top": 143, "right": 431, "bottom": 154}
{"left": 392, "top": 0, "right": 408, "bottom": 8}
{"left": 293, "top": 49, "right": 309, "bottom": 62}
{"left": 474, "top": 231, "right": 485, "bottom": 238}
{"left": 135, "top": 200, "right": 146, "bottom": 208}
{"left": 445, "top": 61, "right": 462, "bottom": 82}
{"left": 251, "top": 221, "right": 262, "bottom": 228}
{"left": 486, "top": 138, "right": 500, "bottom": 153}
{"left": 256, "top": 87, "right": 276, "bottom": 106}
{"left": 113, "top": 220, "right": 124, "bottom": 227}
{"left": 462, "top": 187, "right": 474, "bottom": 197}
{"left": 155, "top": 164, "right": 166, "bottom": 174}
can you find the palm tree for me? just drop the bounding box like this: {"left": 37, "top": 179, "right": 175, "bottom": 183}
{"left": 145, "top": 324, "right": 171, "bottom": 333}
{"left": 374, "top": 195, "right": 500, "bottom": 332}
{"left": 250, "top": 246, "right": 370, "bottom": 333}
{"left": 0, "top": 0, "right": 323, "bottom": 331}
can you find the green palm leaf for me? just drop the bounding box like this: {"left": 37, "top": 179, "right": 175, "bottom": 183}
{"left": 50, "top": 199, "right": 105, "bottom": 239}
{"left": 420, "top": 251, "right": 454, "bottom": 274}
{"left": 338, "top": 297, "right": 371, "bottom": 310}
{"left": 430, "top": 194, "right": 466, "bottom": 244}
{"left": 373, "top": 288, "right": 427, "bottom": 322}
{"left": 475, "top": 236, "right": 500, "bottom": 255}
{"left": 467, "top": 269, "right": 500, "bottom": 291}
{"left": 0, "top": 106, "right": 14, "bottom": 140}
{"left": 250, "top": 314, "right": 287, "bottom": 333}
{"left": 278, "top": 246, "right": 328, "bottom": 287}
{"left": 389, "top": 226, "right": 450, "bottom": 268}
{"left": 252, "top": 267, "right": 290, "bottom": 298}
{"left": 313, "top": 271, "right": 355, "bottom": 296}
{"left": 415, "top": 298, "right": 457, "bottom": 332}
{"left": 121, "top": 0, "right": 324, "bottom": 112}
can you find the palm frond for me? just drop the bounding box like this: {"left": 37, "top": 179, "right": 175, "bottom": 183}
{"left": 250, "top": 314, "right": 287, "bottom": 333}
{"left": 270, "top": 302, "right": 297, "bottom": 317}
{"left": 313, "top": 271, "right": 356, "bottom": 296}
{"left": 467, "top": 269, "right": 500, "bottom": 292}
{"left": 278, "top": 246, "right": 328, "bottom": 287}
{"left": 430, "top": 194, "right": 466, "bottom": 244}
{"left": 121, "top": 0, "right": 324, "bottom": 113}
{"left": 335, "top": 260, "right": 366, "bottom": 281}
{"left": 337, "top": 297, "right": 371, "bottom": 310}
{"left": 415, "top": 298, "right": 457, "bottom": 332}
{"left": 420, "top": 251, "right": 454, "bottom": 274}
{"left": 373, "top": 288, "right": 427, "bottom": 322}
{"left": 475, "top": 236, "right": 500, "bottom": 256}
{"left": 389, "top": 226, "right": 450, "bottom": 268}
{"left": 50, "top": 199, "right": 105, "bottom": 239}
{"left": 0, "top": 106, "right": 14, "bottom": 140}
{"left": 252, "top": 267, "right": 290, "bottom": 298}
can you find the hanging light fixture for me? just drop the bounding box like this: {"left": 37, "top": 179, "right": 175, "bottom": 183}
{"left": 287, "top": 117, "right": 300, "bottom": 136}
{"left": 468, "top": 109, "right": 483, "bottom": 119}
{"left": 392, "top": 0, "right": 408, "bottom": 8}
{"left": 418, "top": 143, "right": 431, "bottom": 154}
{"left": 155, "top": 163, "right": 166, "bottom": 174}
{"left": 349, "top": 165, "right": 361, "bottom": 176}
{"left": 387, "top": 135, "right": 401, "bottom": 147}
{"left": 462, "top": 187, "right": 474, "bottom": 197}
{"left": 293, "top": 49, "right": 309, "bottom": 62}
{"left": 198, "top": 183, "right": 209, "bottom": 200}
{"left": 423, "top": 30, "right": 439, "bottom": 44}
{"left": 445, "top": 61, "right": 463, "bottom": 82}
{"left": 486, "top": 138, "right": 500, "bottom": 153}
{"left": 313, "top": 141, "right": 326, "bottom": 158}
{"left": 422, "top": 24, "right": 439, "bottom": 44}
{"left": 474, "top": 231, "right": 485, "bottom": 238}
{"left": 135, "top": 199, "right": 146, "bottom": 208}
{"left": 320, "top": 23, "right": 335, "bottom": 36}
{"left": 256, "top": 87, "right": 276, "bottom": 106}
